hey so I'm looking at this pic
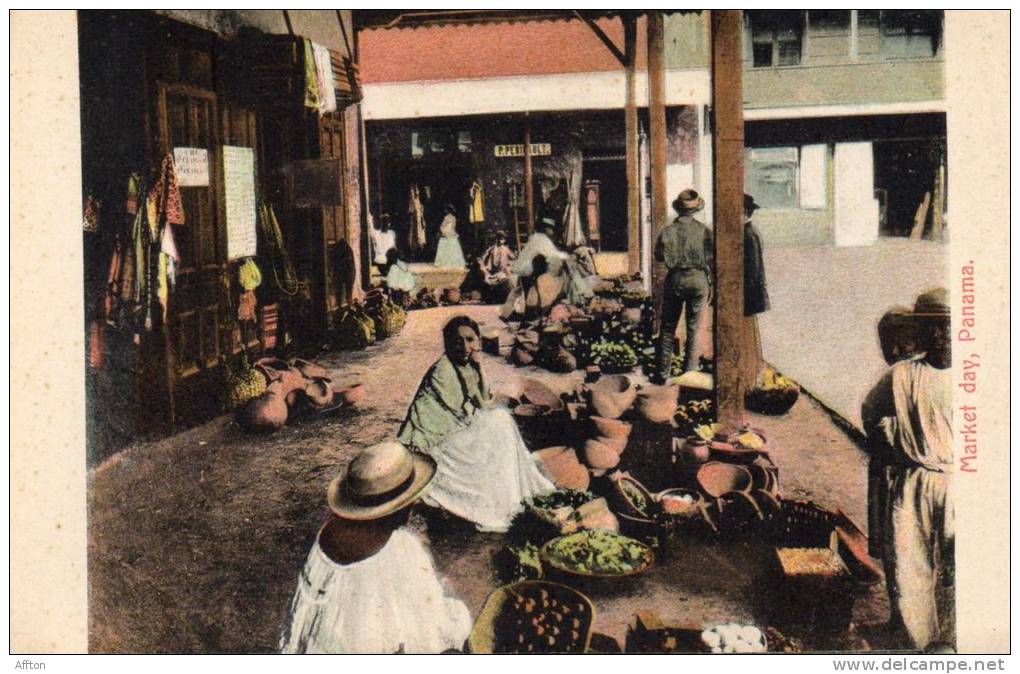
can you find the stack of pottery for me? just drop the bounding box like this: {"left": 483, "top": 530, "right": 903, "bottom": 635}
{"left": 535, "top": 446, "right": 590, "bottom": 492}
{"left": 236, "top": 358, "right": 363, "bottom": 433}
{"left": 581, "top": 415, "right": 632, "bottom": 475}
{"left": 585, "top": 374, "right": 637, "bottom": 420}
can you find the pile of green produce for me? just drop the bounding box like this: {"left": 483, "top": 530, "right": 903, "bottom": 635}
{"left": 620, "top": 480, "right": 649, "bottom": 515}
{"left": 673, "top": 398, "right": 715, "bottom": 436}
{"left": 589, "top": 340, "right": 638, "bottom": 371}
{"left": 225, "top": 352, "right": 267, "bottom": 410}
{"left": 544, "top": 530, "right": 651, "bottom": 576}
{"left": 496, "top": 542, "right": 544, "bottom": 583}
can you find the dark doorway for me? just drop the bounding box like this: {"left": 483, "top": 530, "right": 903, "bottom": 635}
{"left": 873, "top": 139, "right": 944, "bottom": 237}
{"left": 582, "top": 157, "right": 628, "bottom": 252}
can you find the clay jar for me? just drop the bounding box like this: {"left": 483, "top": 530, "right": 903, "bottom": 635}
{"left": 635, "top": 383, "right": 679, "bottom": 424}
{"left": 238, "top": 381, "right": 289, "bottom": 432}
{"left": 536, "top": 446, "right": 590, "bottom": 492}
{"left": 682, "top": 437, "right": 711, "bottom": 463}
{"left": 582, "top": 437, "right": 621, "bottom": 471}
{"left": 585, "top": 375, "right": 637, "bottom": 420}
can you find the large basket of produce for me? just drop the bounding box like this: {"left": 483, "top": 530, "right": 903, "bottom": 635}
{"left": 468, "top": 581, "right": 595, "bottom": 654}
{"left": 541, "top": 530, "right": 654, "bottom": 587}
{"left": 590, "top": 340, "right": 638, "bottom": 374}
{"left": 745, "top": 367, "right": 799, "bottom": 416}
{"left": 225, "top": 353, "right": 268, "bottom": 411}
{"left": 336, "top": 304, "right": 376, "bottom": 350}
{"left": 369, "top": 298, "right": 407, "bottom": 340}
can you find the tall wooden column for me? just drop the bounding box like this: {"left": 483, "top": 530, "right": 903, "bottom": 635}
{"left": 624, "top": 14, "right": 640, "bottom": 273}
{"left": 647, "top": 12, "right": 668, "bottom": 319}
{"left": 711, "top": 10, "right": 746, "bottom": 430}
{"left": 524, "top": 116, "right": 535, "bottom": 233}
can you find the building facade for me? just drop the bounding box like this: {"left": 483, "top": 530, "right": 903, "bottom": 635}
{"left": 80, "top": 10, "right": 369, "bottom": 460}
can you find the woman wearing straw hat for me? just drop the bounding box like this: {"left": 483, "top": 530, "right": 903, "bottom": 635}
{"left": 279, "top": 442, "right": 471, "bottom": 654}
{"left": 862, "top": 288, "right": 954, "bottom": 650}
{"left": 398, "top": 315, "right": 556, "bottom": 531}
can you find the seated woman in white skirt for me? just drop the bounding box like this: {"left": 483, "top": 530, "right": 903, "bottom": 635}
{"left": 279, "top": 442, "right": 471, "bottom": 654}
{"left": 398, "top": 315, "right": 555, "bottom": 532}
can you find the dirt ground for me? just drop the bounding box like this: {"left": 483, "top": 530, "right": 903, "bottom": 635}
{"left": 89, "top": 304, "right": 907, "bottom": 654}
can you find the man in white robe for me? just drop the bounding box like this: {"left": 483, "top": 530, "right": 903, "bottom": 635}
{"left": 861, "top": 288, "right": 954, "bottom": 650}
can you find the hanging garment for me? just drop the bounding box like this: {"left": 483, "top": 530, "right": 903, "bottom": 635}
{"left": 585, "top": 181, "right": 601, "bottom": 244}
{"left": 563, "top": 167, "right": 586, "bottom": 248}
{"left": 278, "top": 527, "right": 471, "bottom": 654}
{"left": 434, "top": 214, "right": 466, "bottom": 268}
{"left": 408, "top": 184, "right": 427, "bottom": 252}
{"left": 302, "top": 39, "right": 321, "bottom": 110}
{"left": 312, "top": 42, "right": 337, "bottom": 114}
{"left": 83, "top": 194, "right": 100, "bottom": 233}
{"left": 126, "top": 174, "right": 140, "bottom": 216}
{"left": 151, "top": 154, "right": 185, "bottom": 226}
{"left": 468, "top": 181, "right": 485, "bottom": 223}
{"left": 238, "top": 290, "right": 257, "bottom": 322}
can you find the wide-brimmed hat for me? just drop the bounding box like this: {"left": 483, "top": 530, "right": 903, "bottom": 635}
{"left": 910, "top": 287, "right": 950, "bottom": 317}
{"left": 327, "top": 442, "right": 436, "bottom": 520}
{"left": 744, "top": 194, "right": 760, "bottom": 214}
{"left": 672, "top": 189, "right": 704, "bottom": 216}
{"left": 539, "top": 216, "right": 558, "bottom": 231}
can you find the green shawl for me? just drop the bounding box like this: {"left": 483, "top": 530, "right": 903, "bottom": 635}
{"left": 397, "top": 354, "right": 492, "bottom": 451}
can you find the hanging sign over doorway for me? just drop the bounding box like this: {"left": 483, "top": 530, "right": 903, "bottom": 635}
{"left": 494, "top": 143, "right": 552, "bottom": 158}
{"left": 222, "top": 145, "right": 257, "bottom": 261}
{"left": 173, "top": 147, "right": 210, "bottom": 187}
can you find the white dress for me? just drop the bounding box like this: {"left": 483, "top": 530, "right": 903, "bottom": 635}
{"left": 370, "top": 227, "right": 397, "bottom": 265}
{"left": 421, "top": 406, "right": 556, "bottom": 532}
{"left": 434, "top": 214, "right": 467, "bottom": 268}
{"left": 278, "top": 528, "right": 472, "bottom": 654}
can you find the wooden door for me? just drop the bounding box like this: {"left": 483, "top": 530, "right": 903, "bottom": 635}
{"left": 156, "top": 81, "right": 228, "bottom": 426}
{"left": 319, "top": 113, "right": 354, "bottom": 324}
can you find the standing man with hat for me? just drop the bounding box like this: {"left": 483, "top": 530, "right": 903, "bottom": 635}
{"left": 862, "top": 288, "right": 954, "bottom": 650}
{"left": 742, "top": 194, "right": 770, "bottom": 388}
{"left": 653, "top": 189, "right": 714, "bottom": 382}
{"left": 279, "top": 442, "right": 471, "bottom": 654}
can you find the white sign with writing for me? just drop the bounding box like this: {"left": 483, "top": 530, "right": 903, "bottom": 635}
{"left": 494, "top": 143, "right": 552, "bottom": 158}
{"left": 173, "top": 147, "right": 210, "bottom": 187}
{"left": 222, "top": 146, "right": 257, "bottom": 260}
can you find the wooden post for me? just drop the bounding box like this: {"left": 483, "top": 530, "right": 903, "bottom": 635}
{"left": 524, "top": 116, "right": 535, "bottom": 234}
{"left": 931, "top": 164, "right": 945, "bottom": 241}
{"left": 647, "top": 12, "right": 668, "bottom": 321}
{"left": 711, "top": 10, "right": 747, "bottom": 430}
{"left": 624, "top": 14, "right": 640, "bottom": 274}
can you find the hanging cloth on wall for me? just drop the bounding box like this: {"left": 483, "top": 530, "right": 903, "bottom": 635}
{"left": 562, "top": 167, "right": 586, "bottom": 248}
{"left": 585, "top": 181, "right": 601, "bottom": 245}
{"left": 150, "top": 154, "right": 185, "bottom": 226}
{"left": 408, "top": 183, "right": 427, "bottom": 252}
{"left": 312, "top": 42, "right": 337, "bottom": 114}
{"left": 302, "top": 39, "right": 321, "bottom": 110}
{"left": 126, "top": 174, "right": 140, "bottom": 216}
{"left": 83, "top": 194, "right": 101, "bottom": 233}
{"left": 469, "top": 180, "right": 485, "bottom": 223}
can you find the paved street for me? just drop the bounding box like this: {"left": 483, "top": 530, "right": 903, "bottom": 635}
{"left": 758, "top": 239, "right": 949, "bottom": 429}
{"left": 88, "top": 303, "right": 892, "bottom": 654}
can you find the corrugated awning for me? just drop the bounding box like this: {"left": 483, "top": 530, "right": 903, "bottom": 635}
{"left": 354, "top": 10, "right": 689, "bottom": 32}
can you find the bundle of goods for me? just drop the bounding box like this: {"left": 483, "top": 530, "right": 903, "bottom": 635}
{"left": 541, "top": 529, "right": 654, "bottom": 584}
{"left": 367, "top": 297, "right": 407, "bottom": 340}
{"left": 468, "top": 581, "right": 594, "bottom": 654}
{"left": 235, "top": 357, "right": 363, "bottom": 432}
{"left": 745, "top": 366, "right": 800, "bottom": 415}
{"left": 226, "top": 352, "right": 268, "bottom": 411}
{"left": 336, "top": 303, "right": 376, "bottom": 350}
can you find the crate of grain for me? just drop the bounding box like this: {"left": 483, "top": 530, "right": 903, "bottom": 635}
{"left": 770, "top": 532, "right": 855, "bottom": 632}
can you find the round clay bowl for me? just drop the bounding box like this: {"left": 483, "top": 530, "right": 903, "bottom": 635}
{"left": 590, "top": 416, "right": 632, "bottom": 440}
{"left": 238, "top": 391, "right": 288, "bottom": 432}
{"left": 522, "top": 379, "right": 564, "bottom": 410}
{"left": 681, "top": 438, "right": 711, "bottom": 463}
{"left": 292, "top": 358, "right": 328, "bottom": 380}
{"left": 583, "top": 438, "right": 622, "bottom": 470}
{"left": 657, "top": 488, "right": 703, "bottom": 517}
{"left": 586, "top": 375, "right": 636, "bottom": 420}
{"left": 304, "top": 377, "right": 333, "bottom": 407}
{"left": 339, "top": 383, "right": 365, "bottom": 406}
{"left": 696, "top": 462, "right": 753, "bottom": 498}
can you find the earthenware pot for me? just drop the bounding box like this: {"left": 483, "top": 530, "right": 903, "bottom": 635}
{"left": 337, "top": 383, "right": 365, "bottom": 406}
{"left": 589, "top": 415, "right": 632, "bottom": 440}
{"left": 586, "top": 374, "right": 637, "bottom": 420}
{"left": 682, "top": 437, "right": 711, "bottom": 463}
{"left": 582, "top": 438, "right": 622, "bottom": 470}
{"left": 521, "top": 379, "right": 564, "bottom": 411}
{"left": 636, "top": 383, "right": 679, "bottom": 424}
{"left": 536, "top": 446, "right": 590, "bottom": 492}
{"left": 696, "top": 462, "right": 753, "bottom": 498}
{"left": 237, "top": 385, "right": 289, "bottom": 432}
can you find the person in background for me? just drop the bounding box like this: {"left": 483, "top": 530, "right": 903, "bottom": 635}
{"left": 369, "top": 214, "right": 397, "bottom": 273}
{"left": 384, "top": 248, "right": 418, "bottom": 293}
{"left": 523, "top": 254, "right": 566, "bottom": 321}
{"left": 653, "top": 189, "right": 713, "bottom": 383}
{"left": 479, "top": 229, "right": 516, "bottom": 304}
{"left": 398, "top": 315, "right": 555, "bottom": 531}
{"left": 434, "top": 204, "right": 467, "bottom": 268}
{"left": 742, "top": 194, "right": 769, "bottom": 388}
{"left": 861, "top": 288, "right": 954, "bottom": 651}
{"left": 279, "top": 442, "right": 471, "bottom": 654}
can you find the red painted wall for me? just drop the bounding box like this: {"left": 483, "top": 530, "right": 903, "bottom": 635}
{"left": 359, "top": 17, "right": 648, "bottom": 84}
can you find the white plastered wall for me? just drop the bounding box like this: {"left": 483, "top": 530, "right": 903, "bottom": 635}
{"left": 833, "top": 141, "right": 880, "bottom": 246}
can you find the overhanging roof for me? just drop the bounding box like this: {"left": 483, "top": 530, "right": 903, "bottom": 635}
{"left": 354, "top": 10, "right": 688, "bottom": 32}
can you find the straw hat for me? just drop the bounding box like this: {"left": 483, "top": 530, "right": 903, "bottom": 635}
{"left": 327, "top": 442, "right": 436, "bottom": 520}
{"left": 672, "top": 189, "right": 704, "bottom": 216}
{"left": 910, "top": 287, "right": 950, "bottom": 317}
